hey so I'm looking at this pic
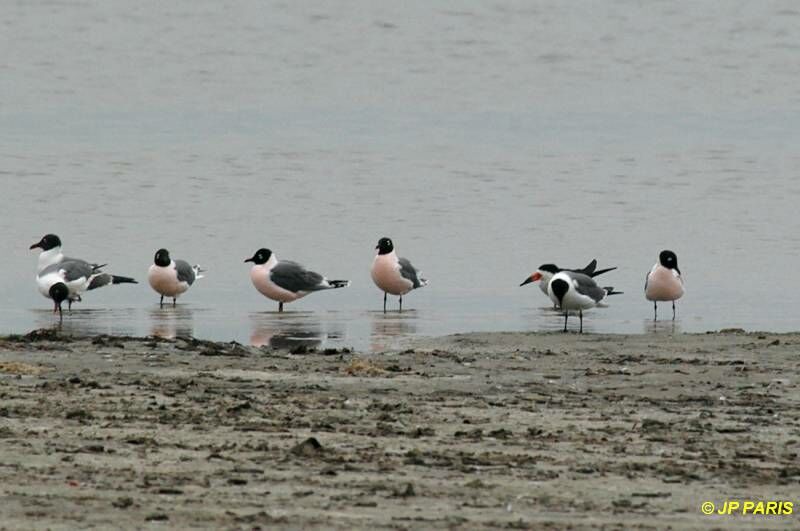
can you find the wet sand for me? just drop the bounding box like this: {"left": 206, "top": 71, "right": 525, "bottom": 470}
{"left": 0, "top": 329, "right": 798, "bottom": 529}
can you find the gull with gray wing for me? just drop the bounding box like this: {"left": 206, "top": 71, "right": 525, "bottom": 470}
{"left": 148, "top": 248, "right": 205, "bottom": 307}
{"left": 645, "top": 250, "right": 684, "bottom": 320}
{"left": 371, "top": 237, "right": 428, "bottom": 313}
{"left": 520, "top": 259, "right": 617, "bottom": 308}
{"left": 245, "top": 248, "right": 349, "bottom": 312}
{"left": 548, "top": 271, "right": 622, "bottom": 333}
{"left": 30, "top": 233, "right": 137, "bottom": 319}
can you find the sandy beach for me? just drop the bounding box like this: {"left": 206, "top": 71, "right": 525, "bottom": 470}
{"left": 0, "top": 329, "right": 798, "bottom": 529}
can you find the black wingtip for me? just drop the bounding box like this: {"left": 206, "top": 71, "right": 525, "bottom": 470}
{"left": 111, "top": 276, "right": 138, "bottom": 285}
{"left": 603, "top": 287, "right": 623, "bottom": 296}
{"left": 580, "top": 259, "right": 598, "bottom": 275}
{"left": 328, "top": 280, "right": 350, "bottom": 289}
{"left": 591, "top": 266, "right": 618, "bottom": 278}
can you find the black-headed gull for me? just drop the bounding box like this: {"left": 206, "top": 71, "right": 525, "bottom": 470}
{"left": 371, "top": 237, "right": 428, "bottom": 313}
{"left": 30, "top": 234, "right": 137, "bottom": 319}
{"left": 548, "top": 271, "right": 621, "bottom": 333}
{"left": 148, "top": 248, "right": 205, "bottom": 308}
{"left": 645, "top": 250, "right": 684, "bottom": 320}
{"left": 245, "top": 248, "right": 349, "bottom": 312}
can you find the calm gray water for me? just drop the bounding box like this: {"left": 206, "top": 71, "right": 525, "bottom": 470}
{"left": 2, "top": 2, "right": 800, "bottom": 351}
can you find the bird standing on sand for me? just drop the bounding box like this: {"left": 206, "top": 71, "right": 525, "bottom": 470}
{"left": 371, "top": 237, "right": 428, "bottom": 313}
{"left": 148, "top": 248, "right": 205, "bottom": 307}
{"left": 520, "top": 259, "right": 617, "bottom": 307}
{"left": 548, "top": 271, "right": 621, "bottom": 333}
{"left": 30, "top": 234, "right": 137, "bottom": 319}
{"left": 245, "top": 248, "right": 349, "bottom": 312}
{"left": 645, "top": 250, "right": 684, "bottom": 320}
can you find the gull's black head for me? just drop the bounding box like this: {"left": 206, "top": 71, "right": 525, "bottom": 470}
{"left": 538, "top": 264, "right": 561, "bottom": 274}
{"left": 245, "top": 248, "right": 272, "bottom": 265}
{"left": 48, "top": 282, "right": 69, "bottom": 304}
{"left": 376, "top": 237, "right": 394, "bottom": 255}
{"left": 550, "top": 278, "right": 570, "bottom": 304}
{"left": 30, "top": 234, "right": 62, "bottom": 251}
{"left": 659, "top": 250, "right": 680, "bottom": 274}
{"left": 154, "top": 248, "right": 171, "bottom": 267}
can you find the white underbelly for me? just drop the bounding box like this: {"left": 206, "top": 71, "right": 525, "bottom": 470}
{"left": 37, "top": 272, "right": 88, "bottom": 301}
{"left": 554, "top": 289, "right": 598, "bottom": 311}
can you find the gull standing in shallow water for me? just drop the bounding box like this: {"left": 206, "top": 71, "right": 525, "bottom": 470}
{"left": 645, "top": 250, "right": 684, "bottom": 320}
{"left": 371, "top": 237, "right": 428, "bottom": 313}
{"left": 520, "top": 259, "right": 617, "bottom": 306}
{"left": 30, "top": 234, "right": 137, "bottom": 319}
{"left": 548, "top": 271, "right": 622, "bottom": 333}
{"left": 148, "top": 248, "right": 205, "bottom": 307}
{"left": 245, "top": 248, "right": 349, "bottom": 312}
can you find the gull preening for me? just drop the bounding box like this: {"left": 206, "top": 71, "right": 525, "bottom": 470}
{"left": 548, "top": 271, "right": 622, "bottom": 333}
{"left": 645, "top": 250, "right": 684, "bottom": 320}
{"left": 30, "top": 234, "right": 137, "bottom": 320}
{"left": 370, "top": 237, "right": 428, "bottom": 313}
{"left": 520, "top": 259, "right": 617, "bottom": 307}
{"left": 148, "top": 248, "right": 205, "bottom": 307}
{"left": 245, "top": 248, "right": 349, "bottom": 312}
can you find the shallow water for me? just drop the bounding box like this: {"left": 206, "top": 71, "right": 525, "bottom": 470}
{"left": 2, "top": 2, "right": 800, "bottom": 350}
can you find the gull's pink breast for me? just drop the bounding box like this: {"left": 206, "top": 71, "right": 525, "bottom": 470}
{"left": 371, "top": 255, "right": 413, "bottom": 295}
{"left": 250, "top": 265, "right": 302, "bottom": 303}
{"left": 148, "top": 265, "right": 187, "bottom": 297}
{"left": 645, "top": 267, "right": 684, "bottom": 301}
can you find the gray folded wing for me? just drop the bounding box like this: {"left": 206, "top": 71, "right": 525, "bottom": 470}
{"left": 270, "top": 261, "right": 325, "bottom": 293}
{"left": 87, "top": 273, "right": 113, "bottom": 290}
{"left": 40, "top": 259, "right": 94, "bottom": 282}
{"left": 570, "top": 272, "right": 607, "bottom": 303}
{"left": 398, "top": 257, "right": 424, "bottom": 289}
{"left": 175, "top": 259, "right": 196, "bottom": 285}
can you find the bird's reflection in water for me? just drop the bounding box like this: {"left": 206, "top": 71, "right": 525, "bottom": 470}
{"left": 644, "top": 318, "right": 681, "bottom": 335}
{"left": 33, "top": 308, "right": 138, "bottom": 337}
{"left": 149, "top": 306, "right": 194, "bottom": 339}
{"left": 538, "top": 306, "right": 605, "bottom": 334}
{"left": 369, "top": 310, "right": 418, "bottom": 352}
{"left": 249, "top": 311, "right": 326, "bottom": 350}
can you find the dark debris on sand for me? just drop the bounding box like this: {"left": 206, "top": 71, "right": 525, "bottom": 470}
{"left": 0, "top": 331, "right": 797, "bottom": 529}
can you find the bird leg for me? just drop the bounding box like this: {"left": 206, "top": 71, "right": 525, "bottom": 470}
{"left": 160, "top": 295, "right": 164, "bottom": 308}
{"left": 172, "top": 297, "right": 177, "bottom": 307}
{"left": 563, "top": 311, "right": 568, "bottom": 333}
{"left": 579, "top": 309, "right": 583, "bottom": 334}
{"left": 653, "top": 301, "right": 657, "bottom": 321}
{"left": 672, "top": 301, "right": 676, "bottom": 320}
{"left": 383, "top": 292, "right": 387, "bottom": 314}
{"left": 278, "top": 302, "right": 284, "bottom": 313}
{"left": 67, "top": 299, "right": 72, "bottom": 312}
{"left": 399, "top": 296, "right": 403, "bottom": 313}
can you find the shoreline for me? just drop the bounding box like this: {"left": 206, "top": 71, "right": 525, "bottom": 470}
{"left": 0, "top": 330, "right": 797, "bottom": 528}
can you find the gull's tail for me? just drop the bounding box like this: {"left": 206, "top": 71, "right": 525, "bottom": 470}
{"left": 112, "top": 275, "right": 137, "bottom": 285}
{"left": 87, "top": 274, "right": 138, "bottom": 290}
{"left": 193, "top": 265, "right": 206, "bottom": 280}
